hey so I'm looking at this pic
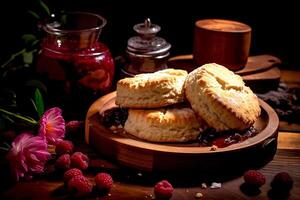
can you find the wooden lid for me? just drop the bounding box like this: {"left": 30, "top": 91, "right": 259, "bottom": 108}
{"left": 195, "top": 19, "right": 251, "bottom": 33}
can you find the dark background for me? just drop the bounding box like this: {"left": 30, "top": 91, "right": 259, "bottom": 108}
{"left": 0, "top": 0, "right": 299, "bottom": 68}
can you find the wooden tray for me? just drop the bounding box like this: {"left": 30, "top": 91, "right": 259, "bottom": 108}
{"left": 85, "top": 92, "right": 279, "bottom": 172}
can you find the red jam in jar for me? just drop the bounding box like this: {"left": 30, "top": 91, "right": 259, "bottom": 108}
{"left": 36, "top": 12, "right": 114, "bottom": 119}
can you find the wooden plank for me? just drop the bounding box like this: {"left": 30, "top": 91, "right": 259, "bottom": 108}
{"left": 1, "top": 148, "right": 299, "bottom": 200}
{"left": 278, "top": 132, "right": 300, "bottom": 150}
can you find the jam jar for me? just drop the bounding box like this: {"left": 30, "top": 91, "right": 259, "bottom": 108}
{"left": 121, "top": 18, "right": 171, "bottom": 77}
{"left": 36, "top": 12, "right": 114, "bottom": 119}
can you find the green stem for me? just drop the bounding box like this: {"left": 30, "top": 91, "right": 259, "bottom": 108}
{"left": 3, "top": 142, "right": 11, "bottom": 149}
{"left": 0, "top": 49, "right": 26, "bottom": 69}
{"left": 0, "top": 108, "right": 38, "bottom": 125}
{"left": 0, "top": 147, "right": 9, "bottom": 151}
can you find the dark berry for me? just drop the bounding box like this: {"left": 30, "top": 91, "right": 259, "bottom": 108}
{"left": 66, "top": 121, "right": 83, "bottom": 134}
{"left": 95, "top": 173, "right": 113, "bottom": 191}
{"left": 271, "top": 172, "right": 293, "bottom": 191}
{"left": 67, "top": 175, "right": 93, "bottom": 198}
{"left": 243, "top": 170, "right": 266, "bottom": 187}
{"left": 102, "top": 107, "right": 128, "bottom": 127}
{"left": 55, "top": 140, "right": 74, "bottom": 155}
{"left": 64, "top": 168, "right": 83, "bottom": 183}
{"left": 70, "top": 152, "right": 89, "bottom": 170}
{"left": 154, "top": 180, "right": 174, "bottom": 199}
{"left": 1, "top": 130, "right": 16, "bottom": 142}
{"left": 55, "top": 154, "right": 71, "bottom": 170}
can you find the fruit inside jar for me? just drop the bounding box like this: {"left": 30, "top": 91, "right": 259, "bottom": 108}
{"left": 36, "top": 12, "right": 114, "bottom": 119}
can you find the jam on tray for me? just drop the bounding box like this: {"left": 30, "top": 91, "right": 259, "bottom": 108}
{"left": 198, "top": 127, "right": 259, "bottom": 148}
{"left": 101, "top": 107, "right": 259, "bottom": 148}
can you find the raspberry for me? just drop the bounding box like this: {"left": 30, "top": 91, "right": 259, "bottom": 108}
{"left": 243, "top": 170, "right": 266, "bottom": 187}
{"left": 95, "top": 173, "right": 113, "bottom": 191}
{"left": 55, "top": 140, "right": 74, "bottom": 155}
{"left": 55, "top": 154, "right": 71, "bottom": 170}
{"left": 64, "top": 168, "right": 83, "bottom": 183}
{"left": 66, "top": 121, "right": 83, "bottom": 133}
{"left": 70, "top": 152, "right": 89, "bottom": 170}
{"left": 271, "top": 172, "right": 293, "bottom": 191}
{"left": 67, "top": 175, "right": 93, "bottom": 198}
{"left": 154, "top": 180, "right": 174, "bottom": 199}
{"left": 1, "top": 130, "right": 16, "bottom": 142}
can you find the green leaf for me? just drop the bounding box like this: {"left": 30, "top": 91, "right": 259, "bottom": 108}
{"left": 27, "top": 10, "right": 40, "bottom": 20}
{"left": 0, "top": 48, "right": 25, "bottom": 69}
{"left": 1, "top": 114, "right": 15, "bottom": 123}
{"left": 0, "top": 108, "right": 38, "bottom": 125}
{"left": 22, "top": 34, "right": 38, "bottom": 48}
{"left": 39, "top": 0, "right": 50, "bottom": 16}
{"left": 22, "top": 51, "right": 33, "bottom": 64}
{"left": 25, "top": 80, "right": 47, "bottom": 94}
{"left": 34, "top": 88, "right": 44, "bottom": 117}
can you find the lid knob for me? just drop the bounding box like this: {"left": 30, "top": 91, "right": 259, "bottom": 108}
{"left": 133, "top": 18, "right": 161, "bottom": 39}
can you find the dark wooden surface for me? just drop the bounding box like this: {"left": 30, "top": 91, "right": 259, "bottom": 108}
{"left": 0, "top": 137, "right": 299, "bottom": 200}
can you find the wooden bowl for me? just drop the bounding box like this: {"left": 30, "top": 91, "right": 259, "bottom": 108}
{"left": 85, "top": 92, "right": 279, "bottom": 172}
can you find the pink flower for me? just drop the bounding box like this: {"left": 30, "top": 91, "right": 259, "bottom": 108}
{"left": 7, "top": 133, "right": 51, "bottom": 181}
{"left": 38, "top": 107, "right": 65, "bottom": 144}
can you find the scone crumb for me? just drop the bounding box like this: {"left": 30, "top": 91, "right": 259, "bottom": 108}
{"left": 210, "top": 182, "right": 222, "bottom": 189}
{"left": 201, "top": 183, "right": 207, "bottom": 189}
{"left": 210, "top": 145, "right": 218, "bottom": 151}
{"left": 110, "top": 125, "right": 117, "bottom": 131}
{"left": 137, "top": 172, "right": 143, "bottom": 177}
{"left": 117, "top": 124, "right": 123, "bottom": 129}
{"left": 195, "top": 192, "right": 203, "bottom": 198}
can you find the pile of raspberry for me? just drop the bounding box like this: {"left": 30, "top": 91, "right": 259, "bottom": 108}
{"left": 53, "top": 140, "right": 114, "bottom": 198}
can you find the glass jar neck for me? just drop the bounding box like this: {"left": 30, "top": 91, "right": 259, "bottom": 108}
{"left": 42, "top": 30, "right": 100, "bottom": 52}
{"left": 41, "top": 12, "right": 107, "bottom": 53}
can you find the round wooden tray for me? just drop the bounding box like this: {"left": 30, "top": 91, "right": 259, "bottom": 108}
{"left": 85, "top": 92, "right": 279, "bottom": 172}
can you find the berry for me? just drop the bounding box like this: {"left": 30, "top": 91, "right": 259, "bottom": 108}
{"left": 55, "top": 154, "right": 71, "bottom": 170}
{"left": 271, "top": 172, "right": 293, "bottom": 191}
{"left": 70, "top": 152, "right": 89, "bottom": 170}
{"left": 154, "top": 180, "right": 174, "bottom": 199}
{"left": 64, "top": 168, "right": 83, "bottom": 183}
{"left": 1, "top": 130, "right": 16, "bottom": 142}
{"left": 243, "top": 170, "right": 266, "bottom": 187}
{"left": 55, "top": 140, "right": 74, "bottom": 155}
{"left": 67, "top": 175, "right": 93, "bottom": 198}
{"left": 95, "top": 173, "right": 113, "bottom": 191}
{"left": 66, "top": 121, "right": 83, "bottom": 134}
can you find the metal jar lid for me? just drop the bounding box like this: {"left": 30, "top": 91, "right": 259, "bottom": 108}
{"left": 126, "top": 18, "right": 171, "bottom": 57}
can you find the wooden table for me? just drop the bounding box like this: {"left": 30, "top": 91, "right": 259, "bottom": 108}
{"left": 1, "top": 70, "right": 300, "bottom": 200}
{"left": 0, "top": 131, "right": 299, "bottom": 200}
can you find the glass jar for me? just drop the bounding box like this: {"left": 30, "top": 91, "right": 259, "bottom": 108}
{"left": 36, "top": 12, "right": 114, "bottom": 119}
{"left": 121, "top": 18, "right": 171, "bottom": 77}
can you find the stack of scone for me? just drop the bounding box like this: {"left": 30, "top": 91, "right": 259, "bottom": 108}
{"left": 115, "top": 64, "right": 261, "bottom": 143}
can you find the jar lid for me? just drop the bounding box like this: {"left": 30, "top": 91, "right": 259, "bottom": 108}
{"left": 127, "top": 18, "right": 171, "bottom": 56}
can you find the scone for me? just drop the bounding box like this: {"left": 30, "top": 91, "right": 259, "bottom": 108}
{"left": 124, "top": 106, "right": 205, "bottom": 142}
{"left": 116, "top": 68, "right": 187, "bottom": 108}
{"left": 185, "top": 63, "right": 261, "bottom": 131}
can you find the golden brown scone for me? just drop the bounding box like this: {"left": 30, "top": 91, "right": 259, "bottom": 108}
{"left": 185, "top": 63, "right": 261, "bottom": 131}
{"left": 116, "top": 69, "right": 187, "bottom": 108}
{"left": 124, "top": 106, "right": 205, "bottom": 142}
